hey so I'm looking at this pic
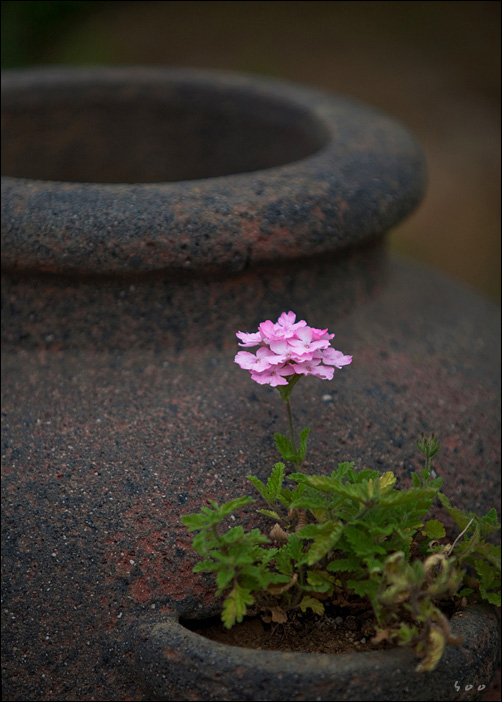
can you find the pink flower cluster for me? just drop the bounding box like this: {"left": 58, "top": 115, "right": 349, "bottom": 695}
{"left": 235, "top": 311, "right": 352, "bottom": 387}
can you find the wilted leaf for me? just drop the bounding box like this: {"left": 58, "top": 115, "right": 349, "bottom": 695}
{"left": 267, "top": 573, "right": 298, "bottom": 595}
{"left": 269, "top": 606, "right": 288, "bottom": 623}
{"left": 415, "top": 626, "right": 445, "bottom": 672}
{"left": 299, "top": 595, "right": 325, "bottom": 615}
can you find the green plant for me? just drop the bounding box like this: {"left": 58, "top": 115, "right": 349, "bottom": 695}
{"left": 182, "top": 312, "right": 500, "bottom": 672}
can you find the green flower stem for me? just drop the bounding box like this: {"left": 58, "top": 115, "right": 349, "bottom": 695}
{"left": 285, "top": 398, "right": 297, "bottom": 455}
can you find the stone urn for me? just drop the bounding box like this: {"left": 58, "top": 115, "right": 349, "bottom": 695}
{"left": 1, "top": 67, "right": 500, "bottom": 702}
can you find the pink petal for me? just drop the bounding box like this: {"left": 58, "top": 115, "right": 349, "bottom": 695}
{"left": 322, "top": 348, "right": 353, "bottom": 368}
{"left": 236, "top": 331, "right": 262, "bottom": 347}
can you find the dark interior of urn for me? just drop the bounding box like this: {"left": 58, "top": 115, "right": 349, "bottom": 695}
{"left": 1, "top": 80, "right": 329, "bottom": 183}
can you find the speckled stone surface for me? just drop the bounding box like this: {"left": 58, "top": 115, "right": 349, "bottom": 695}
{"left": 1, "top": 68, "right": 500, "bottom": 701}
{"left": 2, "top": 67, "right": 425, "bottom": 275}
{"left": 124, "top": 605, "right": 499, "bottom": 702}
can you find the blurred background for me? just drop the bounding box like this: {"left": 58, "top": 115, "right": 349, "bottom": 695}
{"left": 2, "top": 0, "right": 500, "bottom": 302}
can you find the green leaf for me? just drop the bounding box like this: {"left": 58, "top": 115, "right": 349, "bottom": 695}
{"left": 306, "top": 570, "right": 335, "bottom": 593}
{"left": 221, "top": 583, "right": 254, "bottom": 628}
{"left": 484, "top": 592, "right": 501, "bottom": 606}
{"left": 301, "top": 475, "right": 367, "bottom": 501}
{"left": 411, "top": 473, "right": 422, "bottom": 488}
{"left": 287, "top": 532, "right": 305, "bottom": 562}
{"left": 192, "top": 559, "right": 220, "bottom": 573}
{"left": 416, "top": 433, "right": 441, "bottom": 459}
{"left": 437, "top": 493, "right": 475, "bottom": 531}
{"left": 346, "top": 578, "right": 379, "bottom": 601}
{"left": 267, "top": 463, "right": 285, "bottom": 501}
{"left": 475, "top": 543, "right": 501, "bottom": 570}
{"left": 422, "top": 520, "right": 446, "bottom": 539}
{"left": 332, "top": 462, "right": 356, "bottom": 480}
{"left": 306, "top": 521, "right": 344, "bottom": 565}
{"left": 458, "top": 587, "right": 474, "bottom": 597}
{"left": 247, "top": 475, "right": 268, "bottom": 501}
{"left": 480, "top": 508, "right": 501, "bottom": 529}
{"left": 326, "top": 555, "right": 361, "bottom": 573}
{"left": 298, "top": 427, "right": 311, "bottom": 462}
{"left": 299, "top": 595, "right": 325, "bottom": 615}
{"left": 295, "top": 523, "right": 325, "bottom": 539}
{"left": 344, "top": 524, "right": 385, "bottom": 557}
{"left": 355, "top": 469, "right": 380, "bottom": 483}
{"left": 219, "top": 496, "right": 255, "bottom": 517}
{"left": 181, "top": 513, "right": 206, "bottom": 531}
{"left": 380, "top": 486, "right": 437, "bottom": 507}
{"left": 216, "top": 568, "right": 235, "bottom": 593}
{"left": 258, "top": 509, "right": 282, "bottom": 520}
{"left": 274, "top": 545, "right": 292, "bottom": 575}
{"left": 274, "top": 433, "right": 295, "bottom": 461}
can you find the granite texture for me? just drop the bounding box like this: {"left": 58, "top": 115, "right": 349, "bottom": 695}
{"left": 2, "top": 67, "right": 426, "bottom": 275}
{"left": 124, "top": 605, "right": 499, "bottom": 702}
{"left": 1, "top": 68, "right": 500, "bottom": 701}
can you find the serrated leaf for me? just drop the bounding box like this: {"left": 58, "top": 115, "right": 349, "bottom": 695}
{"left": 221, "top": 583, "right": 254, "bottom": 628}
{"left": 457, "top": 587, "right": 474, "bottom": 597}
{"left": 437, "top": 493, "right": 475, "bottom": 531}
{"left": 216, "top": 568, "right": 235, "bottom": 593}
{"left": 484, "top": 592, "right": 501, "bottom": 606}
{"left": 411, "top": 473, "right": 422, "bottom": 488}
{"left": 474, "top": 558, "right": 500, "bottom": 605}
{"left": 422, "top": 520, "right": 446, "bottom": 539}
{"left": 480, "top": 508, "right": 501, "bottom": 528}
{"left": 258, "top": 509, "right": 282, "bottom": 520}
{"left": 181, "top": 513, "right": 206, "bottom": 531}
{"left": 274, "top": 433, "right": 295, "bottom": 461}
{"left": 274, "top": 545, "right": 293, "bottom": 575}
{"left": 306, "top": 570, "right": 335, "bottom": 593}
{"left": 332, "top": 462, "right": 356, "bottom": 480}
{"left": 192, "top": 559, "right": 220, "bottom": 573}
{"left": 191, "top": 530, "right": 213, "bottom": 554}
{"left": 346, "top": 578, "right": 379, "bottom": 601}
{"left": 278, "top": 487, "right": 295, "bottom": 507}
{"left": 299, "top": 595, "right": 325, "bottom": 615}
{"left": 381, "top": 487, "right": 437, "bottom": 507}
{"left": 379, "top": 471, "right": 397, "bottom": 492}
{"left": 295, "top": 523, "right": 324, "bottom": 539}
{"left": 310, "top": 508, "right": 328, "bottom": 523}
{"left": 344, "top": 524, "right": 385, "bottom": 557}
{"left": 287, "top": 532, "right": 304, "bottom": 562}
{"left": 326, "top": 555, "right": 361, "bottom": 573}
{"left": 302, "top": 475, "right": 366, "bottom": 501}
{"left": 298, "top": 427, "right": 311, "bottom": 461}
{"left": 355, "top": 469, "right": 380, "bottom": 483}
{"left": 307, "top": 521, "right": 344, "bottom": 565}
{"left": 247, "top": 475, "right": 268, "bottom": 500}
{"left": 267, "top": 463, "right": 285, "bottom": 500}
{"left": 218, "top": 496, "right": 255, "bottom": 518}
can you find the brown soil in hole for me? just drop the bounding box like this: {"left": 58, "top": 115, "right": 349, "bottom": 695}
{"left": 184, "top": 604, "right": 395, "bottom": 656}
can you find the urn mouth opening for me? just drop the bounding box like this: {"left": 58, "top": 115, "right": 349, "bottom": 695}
{"left": 1, "top": 70, "right": 330, "bottom": 184}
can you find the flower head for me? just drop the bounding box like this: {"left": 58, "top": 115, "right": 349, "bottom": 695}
{"left": 234, "top": 311, "right": 352, "bottom": 387}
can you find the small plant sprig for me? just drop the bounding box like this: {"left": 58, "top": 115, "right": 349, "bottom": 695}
{"left": 182, "top": 312, "right": 501, "bottom": 672}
